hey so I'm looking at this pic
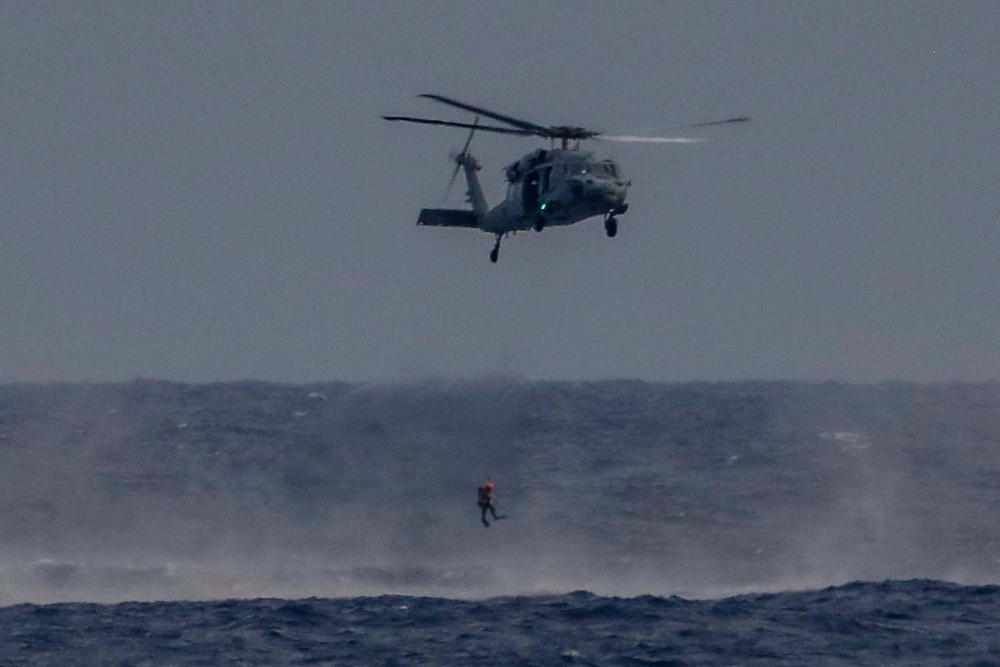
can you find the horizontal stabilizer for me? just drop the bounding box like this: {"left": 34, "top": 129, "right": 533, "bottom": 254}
{"left": 417, "top": 208, "right": 480, "bottom": 228}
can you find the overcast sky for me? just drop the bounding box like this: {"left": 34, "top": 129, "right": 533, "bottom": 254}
{"left": 3, "top": 2, "right": 999, "bottom": 383}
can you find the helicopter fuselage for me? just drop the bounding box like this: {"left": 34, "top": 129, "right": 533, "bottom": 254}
{"left": 480, "top": 148, "right": 629, "bottom": 235}
{"left": 417, "top": 145, "right": 630, "bottom": 261}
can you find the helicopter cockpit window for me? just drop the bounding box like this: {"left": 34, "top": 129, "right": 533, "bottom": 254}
{"left": 571, "top": 162, "right": 615, "bottom": 177}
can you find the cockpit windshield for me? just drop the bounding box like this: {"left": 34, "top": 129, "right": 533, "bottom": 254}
{"left": 567, "top": 161, "right": 618, "bottom": 178}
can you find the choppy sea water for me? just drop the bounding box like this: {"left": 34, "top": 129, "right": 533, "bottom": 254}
{"left": 2, "top": 581, "right": 999, "bottom": 666}
{"left": 1, "top": 380, "right": 999, "bottom": 664}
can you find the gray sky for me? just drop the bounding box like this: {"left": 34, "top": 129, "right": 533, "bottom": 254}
{"left": 3, "top": 2, "right": 999, "bottom": 383}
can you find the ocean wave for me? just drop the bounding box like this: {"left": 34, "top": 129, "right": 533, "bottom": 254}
{"left": 1, "top": 580, "right": 998, "bottom": 666}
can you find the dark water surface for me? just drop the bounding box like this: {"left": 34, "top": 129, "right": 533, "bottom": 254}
{"left": 2, "top": 581, "right": 999, "bottom": 666}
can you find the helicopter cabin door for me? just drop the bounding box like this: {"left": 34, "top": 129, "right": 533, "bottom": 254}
{"left": 522, "top": 170, "right": 540, "bottom": 216}
{"left": 540, "top": 166, "right": 552, "bottom": 194}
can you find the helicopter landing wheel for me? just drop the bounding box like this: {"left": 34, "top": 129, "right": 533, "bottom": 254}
{"left": 490, "top": 236, "right": 501, "bottom": 263}
{"left": 605, "top": 216, "right": 618, "bottom": 238}
{"left": 534, "top": 218, "right": 544, "bottom": 232}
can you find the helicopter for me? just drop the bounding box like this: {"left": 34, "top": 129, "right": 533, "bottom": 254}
{"left": 384, "top": 94, "right": 748, "bottom": 263}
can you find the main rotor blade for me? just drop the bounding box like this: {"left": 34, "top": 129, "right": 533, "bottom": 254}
{"left": 689, "top": 116, "right": 751, "bottom": 128}
{"left": 383, "top": 115, "right": 534, "bottom": 136}
{"left": 597, "top": 117, "right": 750, "bottom": 143}
{"left": 598, "top": 135, "right": 705, "bottom": 144}
{"left": 419, "top": 94, "right": 552, "bottom": 137}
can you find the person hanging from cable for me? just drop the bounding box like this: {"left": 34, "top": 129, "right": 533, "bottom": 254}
{"left": 477, "top": 479, "right": 502, "bottom": 527}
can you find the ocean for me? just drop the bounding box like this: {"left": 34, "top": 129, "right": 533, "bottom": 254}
{"left": 1, "top": 379, "right": 999, "bottom": 664}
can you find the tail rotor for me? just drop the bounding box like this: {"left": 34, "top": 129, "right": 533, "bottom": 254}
{"left": 444, "top": 115, "right": 479, "bottom": 202}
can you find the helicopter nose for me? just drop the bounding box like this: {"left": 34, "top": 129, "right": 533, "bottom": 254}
{"left": 604, "top": 181, "right": 628, "bottom": 205}
{"left": 582, "top": 179, "right": 627, "bottom": 203}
